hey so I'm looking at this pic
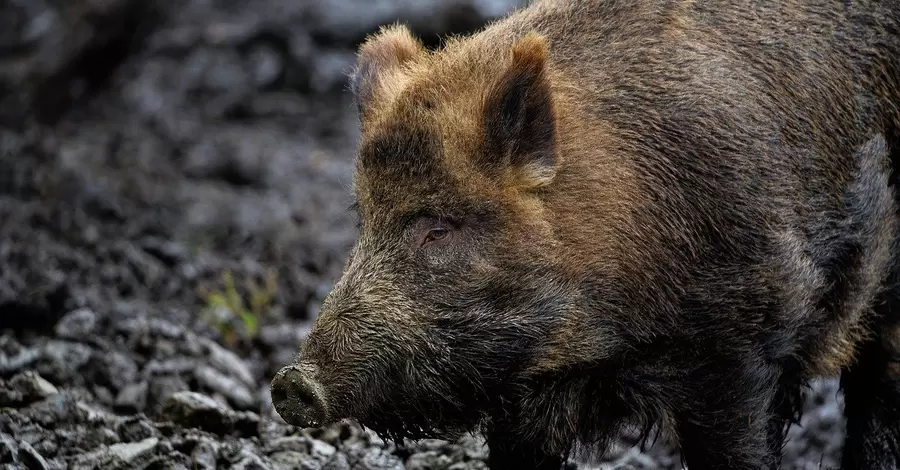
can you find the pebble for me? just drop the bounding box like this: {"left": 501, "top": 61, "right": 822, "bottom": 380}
{"left": 160, "top": 391, "right": 236, "bottom": 435}
{"left": 194, "top": 365, "right": 256, "bottom": 410}
{"left": 96, "top": 351, "right": 139, "bottom": 392}
{"left": 116, "top": 418, "right": 158, "bottom": 443}
{"left": 0, "top": 371, "right": 58, "bottom": 407}
{"left": 108, "top": 438, "right": 159, "bottom": 463}
{"left": 17, "top": 441, "right": 50, "bottom": 470}
{"left": 114, "top": 381, "right": 148, "bottom": 412}
{"left": 198, "top": 335, "right": 255, "bottom": 387}
{"left": 350, "top": 447, "right": 405, "bottom": 470}
{"left": 147, "top": 375, "right": 190, "bottom": 414}
{"left": 37, "top": 341, "right": 92, "bottom": 379}
{"left": 0, "top": 347, "right": 40, "bottom": 375}
{"left": 71, "top": 437, "right": 161, "bottom": 470}
{"left": 53, "top": 308, "right": 97, "bottom": 340}
{"left": 190, "top": 440, "right": 219, "bottom": 470}
{"left": 0, "top": 433, "right": 17, "bottom": 463}
{"left": 405, "top": 451, "right": 453, "bottom": 470}
{"left": 227, "top": 447, "right": 268, "bottom": 470}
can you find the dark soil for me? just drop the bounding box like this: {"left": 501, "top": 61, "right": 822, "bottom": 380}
{"left": 0, "top": 1, "right": 847, "bottom": 469}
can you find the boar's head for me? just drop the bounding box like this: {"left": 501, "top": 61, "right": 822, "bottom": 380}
{"left": 271, "top": 25, "right": 592, "bottom": 443}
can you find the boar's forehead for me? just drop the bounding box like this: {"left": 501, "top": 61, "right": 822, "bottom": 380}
{"left": 355, "top": 121, "right": 469, "bottom": 220}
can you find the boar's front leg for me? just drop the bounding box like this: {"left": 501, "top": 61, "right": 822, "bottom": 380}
{"left": 669, "top": 355, "right": 782, "bottom": 470}
{"left": 485, "top": 427, "right": 566, "bottom": 470}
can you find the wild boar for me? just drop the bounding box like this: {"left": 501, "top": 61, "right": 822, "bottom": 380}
{"left": 271, "top": 0, "right": 900, "bottom": 468}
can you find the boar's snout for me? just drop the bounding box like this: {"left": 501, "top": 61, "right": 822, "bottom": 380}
{"left": 270, "top": 362, "right": 327, "bottom": 428}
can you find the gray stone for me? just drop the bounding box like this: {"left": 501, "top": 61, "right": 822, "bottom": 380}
{"left": 17, "top": 441, "right": 49, "bottom": 470}
{"left": 147, "top": 374, "right": 190, "bottom": 414}
{"left": 0, "top": 433, "right": 17, "bottom": 463}
{"left": 71, "top": 437, "right": 161, "bottom": 470}
{"left": 190, "top": 440, "right": 219, "bottom": 470}
{"left": 114, "top": 381, "right": 148, "bottom": 413}
{"left": 159, "top": 391, "right": 236, "bottom": 435}
{"left": 148, "top": 318, "right": 186, "bottom": 340}
{"left": 309, "top": 440, "right": 337, "bottom": 462}
{"left": 349, "top": 447, "right": 404, "bottom": 470}
{"left": 115, "top": 418, "right": 157, "bottom": 443}
{"left": 53, "top": 308, "right": 97, "bottom": 340}
{"left": 38, "top": 341, "right": 91, "bottom": 381}
{"left": 270, "top": 451, "right": 309, "bottom": 466}
{"left": 322, "top": 453, "right": 351, "bottom": 470}
{"left": 0, "top": 347, "right": 40, "bottom": 375}
{"left": 194, "top": 365, "right": 256, "bottom": 410}
{"left": 108, "top": 438, "right": 159, "bottom": 464}
{"left": 97, "top": 351, "right": 139, "bottom": 392}
{"left": 406, "top": 451, "right": 453, "bottom": 470}
{"left": 198, "top": 337, "right": 255, "bottom": 387}
{"left": 226, "top": 448, "right": 268, "bottom": 470}
{"left": 0, "top": 371, "right": 58, "bottom": 407}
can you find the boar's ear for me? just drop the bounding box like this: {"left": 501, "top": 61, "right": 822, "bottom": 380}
{"left": 481, "top": 33, "right": 557, "bottom": 188}
{"left": 350, "top": 24, "right": 425, "bottom": 120}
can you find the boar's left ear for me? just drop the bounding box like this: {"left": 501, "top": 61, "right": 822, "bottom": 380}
{"left": 350, "top": 24, "right": 425, "bottom": 121}
{"left": 481, "top": 33, "right": 557, "bottom": 189}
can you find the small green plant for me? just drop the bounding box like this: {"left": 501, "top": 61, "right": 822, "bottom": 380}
{"left": 198, "top": 268, "right": 278, "bottom": 346}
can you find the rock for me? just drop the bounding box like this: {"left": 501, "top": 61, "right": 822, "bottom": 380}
{"left": 114, "top": 381, "right": 148, "bottom": 413}
{"left": 190, "top": 440, "right": 219, "bottom": 470}
{"left": 406, "top": 451, "right": 453, "bottom": 470}
{"left": 194, "top": 365, "right": 256, "bottom": 410}
{"left": 457, "top": 434, "right": 488, "bottom": 461}
{"left": 159, "top": 391, "right": 236, "bottom": 435}
{"left": 108, "top": 438, "right": 159, "bottom": 464}
{"left": 197, "top": 336, "right": 255, "bottom": 387}
{"left": 37, "top": 341, "right": 92, "bottom": 382}
{"left": 264, "top": 437, "right": 336, "bottom": 469}
{"left": 93, "top": 350, "right": 139, "bottom": 392}
{"left": 347, "top": 447, "right": 404, "bottom": 470}
{"left": 0, "top": 371, "right": 58, "bottom": 407}
{"left": 71, "top": 437, "right": 160, "bottom": 470}
{"left": 139, "top": 237, "right": 189, "bottom": 267}
{"left": 147, "top": 374, "right": 190, "bottom": 414}
{"left": 0, "top": 433, "right": 17, "bottom": 463}
{"left": 227, "top": 448, "right": 268, "bottom": 470}
{"left": 269, "top": 451, "right": 309, "bottom": 466}
{"left": 17, "top": 441, "right": 50, "bottom": 470}
{"left": 115, "top": 417, "right": 157, "bottom": 443}
{"left": 310, "top": 440, "right": 338, "bottom": 463}
{"left": 322, "top": 453, "right": 351, "bottom": 470}
{"left": 53, "top": 308, "right": 97, "bottom": 340}
{"left": 144, "top": 358, "right": 196, "bottom": 376}
{"left": 148, "top": 318, "right": 186, "bottom": 340}
{"left": 0, "top": 347, "right": 40, "bottom": 375}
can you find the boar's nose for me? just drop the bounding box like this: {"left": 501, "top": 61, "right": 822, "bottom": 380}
{"left": 270, "top": 363, "right": 327, "bottom": 428}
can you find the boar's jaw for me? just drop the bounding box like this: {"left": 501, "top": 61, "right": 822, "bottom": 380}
{"left": 270, "top": 363, "right": 329, "bottom": 428}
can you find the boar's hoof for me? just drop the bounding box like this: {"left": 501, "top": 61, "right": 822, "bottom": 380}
{"left": 270, "top": 363, "right": 327, "bottom": 428}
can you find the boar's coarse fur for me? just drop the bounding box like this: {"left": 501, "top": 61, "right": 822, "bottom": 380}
{"left": 271, "top": 0, "right": 900, "bottom": 468}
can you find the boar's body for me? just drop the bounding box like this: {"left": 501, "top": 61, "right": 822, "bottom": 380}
{"left": 272, "top": 1, "right": 900, "bottom": 469}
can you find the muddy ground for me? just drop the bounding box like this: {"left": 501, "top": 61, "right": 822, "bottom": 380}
{"left": 0, "top": 1, "right": 847, "bottom": 469}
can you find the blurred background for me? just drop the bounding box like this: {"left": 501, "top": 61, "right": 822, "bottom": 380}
{"left": 0, "top": 1, "right": 845, "bottom": 469}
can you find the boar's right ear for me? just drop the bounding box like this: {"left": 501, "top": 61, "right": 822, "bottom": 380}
{"left": 350, "top": 24, "right": 425, "bottom": 121}
{"left": 481, "top": 33, "right": 558, "bottom": 189}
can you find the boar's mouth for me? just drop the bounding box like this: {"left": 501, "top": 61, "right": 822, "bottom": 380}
{"left": 271, "top": 358, "right": 489, "bottom": 442}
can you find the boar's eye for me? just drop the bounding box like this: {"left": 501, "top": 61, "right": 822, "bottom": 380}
{"left": 411, "top": 216, "right": 458, "bottom": 249}
{"left": 424, "top": 228, "right": 450, "bottom": 245}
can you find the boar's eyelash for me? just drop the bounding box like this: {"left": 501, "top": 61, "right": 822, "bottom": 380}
{"left": 399, "top": 209, "right": 460, "bottom": 229}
